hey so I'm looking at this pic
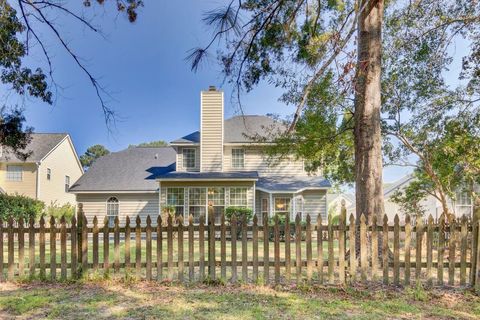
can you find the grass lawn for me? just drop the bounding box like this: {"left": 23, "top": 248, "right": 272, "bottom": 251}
{"left": 0, "top": 281, "right": 478, "bottom": 319}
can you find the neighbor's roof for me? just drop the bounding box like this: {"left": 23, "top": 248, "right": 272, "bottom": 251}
{"left": 0, "top": 133, "right": 68, "bottom": 163}
{"left": 156, "top": 171, "right": 259, "bottom": 181}
{"left": 257, "top": 175, "right": 331, "bottom": 192}
{"left": 70, "top": 147, "right": 176, "bottom": 192}
{"left": 384, "top": 174, "right": 414, "bottom": 197}
{"left": 171, "top": 115, "right": 285, "bottom": 144}
{"left": 326, "top": 193, "right": 355, "bottom": 206}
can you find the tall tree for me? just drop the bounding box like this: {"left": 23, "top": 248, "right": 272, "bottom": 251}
{"left": 80, "top": 144, "right": 110, "bottom": 169}
{"left": 128, "top": 140, "right": 169, "bottom": 148}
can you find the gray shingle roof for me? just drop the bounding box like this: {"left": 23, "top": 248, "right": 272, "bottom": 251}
{"left": 0, "top": 133, "right": 67, "bottom": 162}
{"left": 257, "top": 175, "right": 331, "bottom": 192}
{"left": 156, "top": 171, "right": 259, "bottom": 180}
{"left": 70, "top": 147, "right": 176, "bottom": 192}
{"left": 171, "top": 115, "right": 285, "bottom": 144}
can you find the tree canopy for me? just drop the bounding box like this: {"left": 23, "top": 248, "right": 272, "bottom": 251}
{"left": 80, "top": 144, "right": 110, "bottom": 169}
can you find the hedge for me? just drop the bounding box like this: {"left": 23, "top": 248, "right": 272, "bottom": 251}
{"left": 0, "top": 193, "right": 45, "bottom": 221}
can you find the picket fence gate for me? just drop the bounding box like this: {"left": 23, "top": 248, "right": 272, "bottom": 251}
{"left": 1, "top": 203, "right": 480, "bottom": 291}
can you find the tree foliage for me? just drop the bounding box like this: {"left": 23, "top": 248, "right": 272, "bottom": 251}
{"left": 129, "top": 140, "right": 169, "bottom": 148}
{"left": 80, "top": 144, "right": 110, "bottom": 169}
{"left": 0, "top": 193, "right": 44, "bottom": 221}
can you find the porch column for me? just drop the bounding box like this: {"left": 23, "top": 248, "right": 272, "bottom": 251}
{"left": 158, "top": 181, "right": 162, "bottom": 218}
{"left": 269, "top": 193, "right": 273, "bottom": 217}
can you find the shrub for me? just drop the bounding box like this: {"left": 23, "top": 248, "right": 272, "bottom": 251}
{"left": 45, "top": 202, "right": 76, "bottom": 222}
{"left": 224, "top": 207, "right": 254, "bottom": 224}
{"left": 0, "top": 193, "right": 45, "bottom": 221}
{"left": 268, "top": 214, "right": 307, "bottom": 241}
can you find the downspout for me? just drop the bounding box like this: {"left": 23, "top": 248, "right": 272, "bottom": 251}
{"left": 35, "top": 162, "right": 41, "bottom": 200}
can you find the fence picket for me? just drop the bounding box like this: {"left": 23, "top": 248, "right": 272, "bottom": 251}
{"left": 460, "top": 216, "right": 467, "bottom": 286}
{"left": 50, "top": 216, "right": 56, "bottom": 280}
{"left": 231, "top": 214, "right": 237, "bottom": 282}
{"left": 339, "top": 207, "right": 346, "bottom": 284}
{"left": 306, "top": 215, "right": 313, "bottom": 283}
{"left": 285, "top": 214, "right": 291, "bottom": 282}
{"left": 274, "top": 214, "right": 280, "bottom": 284}
{"left": 296, "top": 214, "right": 302, "bottom": 284}
{"left": 61, "top": 217, "right": 67, "bottom": 280}
{"left": 198, "top": 215, "right": 205, "bottom": 281}
{"left": 438, "top": 215, "right": 445, "bottom": 285}
{"left": 394, "top": 214, "right": 400, "bottom": 285}
{"left": 177, "top": 216, "right": 183, "bottom": 282}
{"left": 405, "top": 214, "right": 411, "bottom": 286}
{"left": 136, "top": 216, "right": 142, "bottom": 278}
{"left": 349, "top": 214, "right": 356, "bottom": 283}
{"left": 114, "top": 216, "right": 120, "bottom": 273}
{"left": 220, "top": 214, "right": 226, "bottom": 280}
{"left": 210, "top": 213, "right": 216, "bottom": 281}
{"left": 0, "top": 219, "right": 3, "bottom": 282}
{"left": 371, "top": 215, "right": 378, "bottom": 282}
{"left": 146, "top": 216, "right": 152, "bottom": 281}
{"left": 263, "top": 211, "right": 269, "bottom": 284}
{"left": 28, "top": 218, "right": 35, "bottom": 278}
{"left": 103, "top": 216, "right": 110, "bottom": 274}
{"left": 82, "top": 216, "right": 88, "bottom": 274}
{"left": 383, "top": 215, "right": 389, "bottom": 285}
{"left": 415, "top": 217, "right": 423, "bottom": 284}
{"left": 242, "top": 215, "right": 248, "bottom": 282}
{"left": 93, "top": 217, "right": 99, "bottom": 271}
{"left": 328, "top": 214, "right": 334, "bottom": 284}
{"left": 156, "top": 216, "right": 162, "bottom": 281}
{"left": 318, "top": 215, "right": 324, "bottom": 283}
{"left": 18, "top": 218, "right": 24, "bottom": 277}
{"left": 8, "top": 218, "right": 14, "bottom": 281}
{"left": 125, "top": 216, "right": 131, "bottom": 271}
{"left": 70, "top": 217, "right": 77, "bottom": 279}
{"left": 426, "top": 215, "right": 433, "bottom": 286}
{"left": 252, "top": 215, "right": 258, "bottom": 282}
{"left": 189, "top": 215, "right": 194, "bottom": 281}
{"left": 475, "top": 221, "right": 480, "bottom": 292}
{"left": 449, "top": 218, "right": 456, "bottom": 285}
{"left": 360, "top": 214, "right": 367, "bottom": 283}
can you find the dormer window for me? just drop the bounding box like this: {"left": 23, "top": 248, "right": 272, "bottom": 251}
{"left": 232, "top": 149, "right": 244, "bottom": 169}
{"left": 183, "top": 148, "right": 196, "bottom": 169}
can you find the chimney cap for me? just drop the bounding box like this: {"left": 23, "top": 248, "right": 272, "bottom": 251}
{"left": 208, "top": 85, "right": 217, "bottom": 91}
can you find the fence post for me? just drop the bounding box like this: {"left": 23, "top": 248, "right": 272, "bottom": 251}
{"left": 70, "top": 216, "right": 77, "bottom": 279}
{"left": 404, "top": 214, "right": 411, "bottom": 286}
{"left": 82, "top": 215, "right": 88, "bottom": 276}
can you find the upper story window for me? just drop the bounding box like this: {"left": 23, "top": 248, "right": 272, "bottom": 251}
{"left": 47, "top": 168, "right": 51, "bottom": 180}
{"left": 183, "top": 148, "right": 196, "bottom": 169}
{"left": 6, "top": 165, "right": 22, "bottom": 181}
{"left": 231, "top": 149, "right": 245, "bottom": 168}
{"left": 230, "top": 187, "right": 248, "bottom": 207}
{"left": 65, "top": 176, "right": 70, "bottom": 192}
{"left": 455, "top": 190, "right": 472, "bottom": 217}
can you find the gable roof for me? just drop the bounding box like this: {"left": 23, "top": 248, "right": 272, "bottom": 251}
{"left": 256, "top": 175, "right": 331, "bottom": 192}
{"left": 171, "top": 115, "right": 285, "bottom": 145}
{"left": 384, "top": 174, "right": 414, "bottom": 197}
{"left": 70, "top": 147, "right": 176, "bottom": 192}
{"left": 0, "top": 133, "right": 68, "bottom": 163}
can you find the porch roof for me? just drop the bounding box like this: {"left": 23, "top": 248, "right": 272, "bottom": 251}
{"left": 156, "top": 171, "right": 259, "bottom": 181}
{"left": 256, "top": 175, "right": 331, "bottom": 193}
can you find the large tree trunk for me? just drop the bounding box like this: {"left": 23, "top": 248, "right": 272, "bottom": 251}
{"left": 354, "top": 0, "right": 385, "bottom": 223}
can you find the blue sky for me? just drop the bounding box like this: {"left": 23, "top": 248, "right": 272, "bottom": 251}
{"left": 5, "top": 1, "right": 470, "bottom": 184}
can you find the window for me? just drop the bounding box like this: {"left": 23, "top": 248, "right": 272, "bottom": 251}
{"left": 208, "top": 187, "right": 225, "bottom": 224}
{"left": 106, "top": 197, "right": 119, "bottom": 227}
{"left": 230, "top": 187, "right": 248, "bottom": 207}
{"left": 6, "top": 165, "right": 22, "bottom": 181}
{"left": 167, "top": 188, "right": 185, "bottom": 219}
{"left": 183, "top": 148, "right": 196, "bottom": 169}
{"left": 47, "top": 168, "right": 51, "bottom": 180}
{"left": 293, "top": 196, "right": 304, "bottom": 220}
{"left": 274, "top": 197, "right": 291, "bottom": 216}
{"left": 65, "top": 176, "right": 70, "bottom": 192}
{"left": 189, "top": 188, "right": 206, "bottom": 224}
{"left": 455, "top": 190, "right": 472, "bottom": 217}
{"left": 231, "top": 149, "right": 245, "bottom": 168}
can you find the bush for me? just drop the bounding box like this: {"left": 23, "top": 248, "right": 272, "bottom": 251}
{"left": 0, "top": 193, "right": 45, "bottom": 221}
{"left": 45, "top": 202, "right": 76, "bottom": 222}
{"left": 224, "top": 207, "right": 254, "bottom": 224}
{"left": 268, "top": 214, "right": 307, "bottom": 241}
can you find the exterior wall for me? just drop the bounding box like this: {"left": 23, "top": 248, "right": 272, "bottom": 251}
{"left": 223, "top": 146, "right": 305, "bottom": 175}
{"left": 200, "top": 90, "right": 223, "bottom": 172}
{"left": 38, "top": 137, "right": 83, "bottom": 205}
{"left": 175, "top": 146, "right": 200, "bottom": 172}
{"left": 0, "top": 162, "right": 38, "bottom": 198}
{"left": 76, "top": 193, "right": 159, "bottom": 226}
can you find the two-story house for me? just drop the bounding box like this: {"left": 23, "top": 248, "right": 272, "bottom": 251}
{"left": 0, "top": 133, "right": 83, "bottom": 205}
{"left": 70, "top": 87, "right": 330, "bottom": 225}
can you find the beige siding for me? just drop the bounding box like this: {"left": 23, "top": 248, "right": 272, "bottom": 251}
{"left": 302, "top": 190, "right": 327, "bottom": 223}
{"left": 38, "top": 137, "right": 83, "bottom": 205}
{"left": 200, "top": 90, "right": 223, "bottom": 172}
{"left": 0, "top": 162, "right": 37, "bottom": 198}
{"left": 223, "top": 146, "right": 305, "bottom": 175}
{"left": 176, "top": 146, "right": 200, "bottom": 172}
{"left": 77, "top": 193, "right": 159, "bottom": 226}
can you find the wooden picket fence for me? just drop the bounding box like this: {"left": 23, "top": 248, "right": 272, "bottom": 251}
{"left": 1, "top": 203, "right": 480, "bottom": 291}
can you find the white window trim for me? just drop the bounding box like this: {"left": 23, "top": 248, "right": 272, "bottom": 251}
{"left": 231, "top": 148, "right": 245, "bottom": 169}
{"left": 6, "top": 165, "right": 23, "bottom": 181}
{"left": 106, "top": 196, "right": 119, "bottom": 226}
{"left": 183, "top": 148, "right": 196, "bottom": 170}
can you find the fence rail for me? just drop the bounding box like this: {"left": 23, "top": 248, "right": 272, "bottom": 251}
{"left": 1, "top": 204, "right": 480, "bottom": 291}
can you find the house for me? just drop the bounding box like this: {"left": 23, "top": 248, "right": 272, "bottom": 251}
{"left": 0, "top": 133, "right": 83, "bottom": 205}
{"left": 326, "top": 193, "right": 355, "bottom": 217}
{"left": 384, "top": 175, "right": 477, "bottom": 222}
{"left": 70, "top": 87, "right": 330, "bottom": 225}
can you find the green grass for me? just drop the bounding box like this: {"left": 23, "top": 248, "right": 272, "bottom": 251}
{"left": 0, "top": 282, "right": 478, "bottom": 319}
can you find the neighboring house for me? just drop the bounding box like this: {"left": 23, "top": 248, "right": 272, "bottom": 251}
{"left": 0, "top": 133, "right": 83, "bottom": 205}
{"left": 384, "top": 175, "right": 477, "bottom": 222}
{"left": 70, "top": 86, "right": 330, "bottom": 225}
{"left": 326, "top": 193, "right": 355, "bottom": 217}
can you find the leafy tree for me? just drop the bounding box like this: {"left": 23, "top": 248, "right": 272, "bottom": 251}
{"left": 0, "top": 193, "right": 45, "bottom": 221}
{"left": 129, "top": 140, "right": 169, "bottom": 148}
{"left": 0, "top": 0, "right": 142, "bottom": 154}
{"left": 80, "top": 144, "right": 110, "bottom": 169}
